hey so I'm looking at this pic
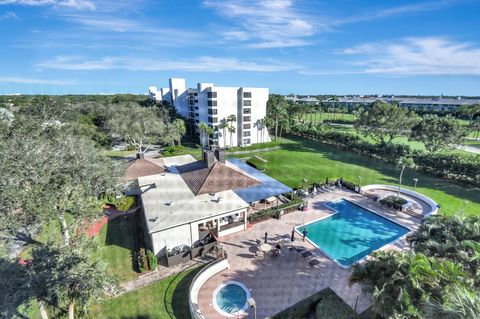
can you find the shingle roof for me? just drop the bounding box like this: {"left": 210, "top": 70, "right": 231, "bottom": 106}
{"left": 125, "top": 158, "right": 165, "bottom": 181}
{"left": 177, "top": 161, "right": 261, "bottom": 196}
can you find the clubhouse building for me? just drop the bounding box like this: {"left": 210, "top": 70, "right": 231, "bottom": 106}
{"left": 127, "top": 149, "right": 291, "bottom": 257}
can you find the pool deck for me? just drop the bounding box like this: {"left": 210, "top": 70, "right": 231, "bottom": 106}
{"left": 196, "top": 188, "right": 420, "bottom": 319}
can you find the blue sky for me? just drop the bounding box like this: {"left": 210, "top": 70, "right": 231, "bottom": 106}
{"left": 0, "top": 0, "right": 479, "bottom": 95}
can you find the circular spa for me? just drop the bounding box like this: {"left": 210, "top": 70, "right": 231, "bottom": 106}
{"left": 212, "top": 281, "right": 251, "bottom": 317}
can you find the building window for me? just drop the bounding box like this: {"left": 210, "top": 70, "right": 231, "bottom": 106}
{"left": 208, "top": 117, "right": 218, "bottom": 123}
{"left": 243, "top": 124, "right": 251, "bottom": 129}
{"left": 195, "top": 120, "right": 199, "bottom": 123}
{"left": 208, "top": 100, "right": 217, "bottom": 107}
{"left": 243, "top": 92, "right": 252, "bottom": 98}
{"left": 195, "top": 99, "right": 198, "bottom": 103}
{"left": 243, "top": 108, "right": 251, "bottom": 114}
{"left": 243, "top": 100, "right": 251, "bottom": 106}
{"left": 189, "top": 100, "right": 195, "bottom": 106}
{"left": 195, "top": 107, "right": 199, "bottom": 110}
{"left": 208, "top": 109, "right": 218, "bottom": 115}
{"left": 243, "top": 131, "right": 251, "bottom": 137}
{"left": 243, "top": 116, "right": 251, "bottom": 122}
{"left": 243, "top": 138, "right": 251, "bottom": 144}
{"left": 189, "top": 106, "right": 194, "bottom": 111}
{"left": 189, "top": 112, "right": 194, "bottom": 118}
{"left": 207, "top": 91, "right": 217, "bottom": 98}
{"left": 195, "top": 113, "right": 199, "bottom": 117}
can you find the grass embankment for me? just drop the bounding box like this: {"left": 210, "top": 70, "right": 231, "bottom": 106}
{"left": 237, "top": 137, "right": 480, "bottom": 216}
{"left": 91, "top": 265, "right": 204, "bottom": 318}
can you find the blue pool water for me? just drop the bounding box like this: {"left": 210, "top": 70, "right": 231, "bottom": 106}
{"left": 301, "top": 199, "right": 409, "bottom": 267}
{"left": 216, "top": 284, "right": 247, "bottom": 314}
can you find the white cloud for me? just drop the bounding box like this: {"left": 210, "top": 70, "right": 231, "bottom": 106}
{"left": 0, "top": 0, "right": 95, "bottom": 10}
{"left": 333, "top": 0, "right": 459, "bottom": 26}
{"left": 0, "top": 76, "right": 76, "bottom": 85}
{"left": 37, "top": 55, "right": 299, "bottom": 72}
{"left": 203, "top": 0, "right": 319, "bottom": 48}
{"left": 0, "top": 10, "right": 17, "bottom": 19}
{"left": 337, "top": 37, "right": 480, "bottom": 76}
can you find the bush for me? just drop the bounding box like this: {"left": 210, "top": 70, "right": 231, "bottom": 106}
{"left": 147, "top": 249, "right": 157, "bottom": 270}
{"left": 138, "top": 248, "right": 148, "bottom": 272}
{"left": 248, "top": 198, "right": 302, "bottom": 223}
{"left": 113, "top": 195, "right": 135, "bottom": 212}
{"left": 162, "top": 145, "right": 185, "bottom": 157}
{"left": 380, "top": 195, "right": 407, "bottom": 210}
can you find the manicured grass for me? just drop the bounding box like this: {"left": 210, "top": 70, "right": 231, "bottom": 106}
{"left": 235, "top": 137, "right": 480, "bottom": 216}
{"left": 91, "top": 265, "right": 204, "bottom": 319}
{"left": 305, "top": 112, "right": 357, "bottom": 123}
{"left": 96, "top": 214, "right": 138, "bottom": 282}
{"left": 160, "top": 143, "right": 203, "bottom": 160}
{"left": 330, "top": 125, "right": 471, "bottom": 154}
{"left": 103, "top": 149, "right": 136, "bottom": 157}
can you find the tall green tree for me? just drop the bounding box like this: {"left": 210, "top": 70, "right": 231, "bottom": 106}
{"left": 218, "top": 119, "right": 229, "bottom": 147}
{"left": 410, "top": 114, "right": 467, "bottom": 153}
{"left": 227, "top": 114, "right": 237, "bottom": 146}
{"left": 106, "top": 106, "right": 166, "bottom": 153}
{"left": 173, "top": 118, "right": 186, "bottom": 146}
{"left": 29, "top": 239, "right": 116, "bottom": 319}
{"left": 355, "top": 101, "right": 418, "bottom": 145}
{"left": 267, "top": 95, "right": 288, "bottom": 141}
{"left": 0, "top": 121, "right": 118, "bottom": 247}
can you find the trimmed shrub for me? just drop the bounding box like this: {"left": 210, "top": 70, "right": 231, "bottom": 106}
{"left": 147, "top": 249, "right": 157, "bottom": 270}
{"left": 138, "top": 248, "right": 148, "bottom": 272}
{"left": 248, "top": 198, "right": 302, "bottom": 223}
{"left": 380, "top": 195, "right": 407, "bottom": 210}
{"left": 113, "top": 195, "right": 135, "bottom": 212}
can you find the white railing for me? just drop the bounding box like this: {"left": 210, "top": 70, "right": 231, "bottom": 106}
{"left": 362, "top": 184, "right": 438, "bottom": 216}
{"left": 189, "top": 258, "right": 230, "bottom": 319}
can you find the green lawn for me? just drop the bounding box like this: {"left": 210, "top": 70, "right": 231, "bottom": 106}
{"left": 96, "top": 214, "right": 138, "bottom": 282}
{"left": 91, "top": 265, "right": 204, "bottom": 318}
{"left": 234, "top": 137, "right": 480, "bottom": 216}
{"left": 304, "top": 112, "right": 357, "bottom": 123}
{"left": 103, "top": 149, "right": 136, "bottom": 158}
{"left": 330, "top": 125, "right": 472, "bottom": 154}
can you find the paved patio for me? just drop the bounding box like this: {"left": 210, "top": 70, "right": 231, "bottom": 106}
{"left": 197, "top": 188, "right": 420, "bottom": 318}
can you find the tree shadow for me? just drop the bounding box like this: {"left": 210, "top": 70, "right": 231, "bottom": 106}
{"left": 170, "top": 265, "right": 206, "bottom": 319}
{"left": 104, "top": 214, "right": 139, "bottom": 273}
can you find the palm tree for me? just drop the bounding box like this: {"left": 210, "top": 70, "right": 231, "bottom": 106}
{"left": 198, "top": 122, "right": 209, "bottom": 148}
{"left": 227, "top": 125, "right": 236, "bottom": 147}
{"left": 218, "top": 119, "right": 229, "bottom": 147}
{"left": 226, "top": 114, "right": 236, "bottom": 146}
{"left": 396, "top": 157, "right": 415, "bottom": 198}
{"left": 173, "top": 118, "right": 186, "bottom": 146}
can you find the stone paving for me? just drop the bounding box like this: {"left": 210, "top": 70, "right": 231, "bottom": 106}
{"left": 197, "top": 188, "right": 420, "bottom": 319}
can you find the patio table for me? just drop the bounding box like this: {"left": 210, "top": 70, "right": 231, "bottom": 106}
{"left": 259, "top": 243, "right": 272, "bottom": 252}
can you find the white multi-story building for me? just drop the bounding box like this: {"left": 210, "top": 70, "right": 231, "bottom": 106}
{"left": 149, "top": 78, "right": 270, "bottom": 147}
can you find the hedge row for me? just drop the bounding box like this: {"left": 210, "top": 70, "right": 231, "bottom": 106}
{"left": 248, "top": 198, "right": 302, "bottom": 223}
{"left": 289, "top": 129, "right": 480, "bottom": 187}
{"left": 380, "top": 195, "right": 407, "bottom": 210}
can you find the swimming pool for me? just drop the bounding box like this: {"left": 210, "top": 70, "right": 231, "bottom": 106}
{"left": 213, "top": 281, "right": 251, "bottom": 317}
{"left": 299, "top": 198, "right": 410, "bottom": 267}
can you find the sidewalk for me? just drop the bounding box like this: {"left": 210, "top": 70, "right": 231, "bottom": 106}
{"left": 118, "top": 257, "right": 212, "bottom": 295}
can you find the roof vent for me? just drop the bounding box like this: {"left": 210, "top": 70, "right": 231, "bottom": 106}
{"left": 167, "top": 201, "right": 175, "bottom": 206}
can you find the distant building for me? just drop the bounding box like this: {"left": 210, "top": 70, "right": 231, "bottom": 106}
{"left": 149, "top": 78, "right": 270, "bottom": 147}
{"left": 322, "top": 96, "right": 480, "bottom": 111}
